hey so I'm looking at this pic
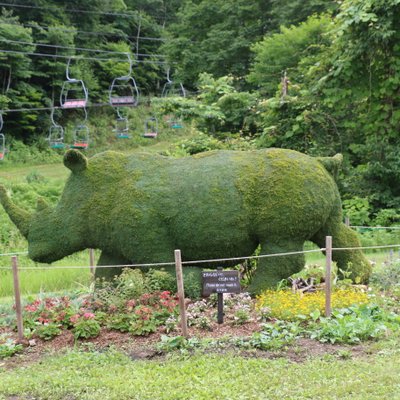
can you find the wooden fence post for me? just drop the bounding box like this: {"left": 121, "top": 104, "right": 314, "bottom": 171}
{"left": 325, "top": 236, "right": 332, "bottom": 318}
{"left": 174, "top": 249, "right": 188, "bottom": 337}
{"left": 11, "top": 256, "right": 24, "bottom": 342}
{"left": 89, "top": 248, "right": 95, "bottom": 278}
{"left": 345, "top": 216, "right": 350, "bottom": 227}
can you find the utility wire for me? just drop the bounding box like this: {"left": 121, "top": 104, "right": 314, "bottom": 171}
{"left": 0, "top": 19, "right": 167, "bottom": 42}
{"left": 0, "top": 48, "right": 169, "bottom": 64}
{"left": 0, "top": 38, "right": 167, "bottom": 58}
{"left": 20, "top": 21, "right": 166, "bottom": 42}
{"left": 0, "top": 2, "right": 173, "bottom": 22}
{"left": 3, "top": 102, "right": 118, "bottom": 114}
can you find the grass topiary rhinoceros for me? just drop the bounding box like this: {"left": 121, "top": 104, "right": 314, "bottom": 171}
{"left": 0, "top": 148, "right": 371, "bottom": 294}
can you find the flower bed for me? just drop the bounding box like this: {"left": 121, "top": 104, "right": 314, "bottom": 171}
{"left": 256, "top": 288, "right": 369, "bottom": 321}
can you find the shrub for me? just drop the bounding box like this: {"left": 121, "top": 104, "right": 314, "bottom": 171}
{"left": 146, "top": 268, "right": 177, "bottom": 292}
{"left": 70, "top": 313, "right": 101, "bottom": 340}
{"left": 115, "top": 269, "right": 147, "bottom": 299}
{"left": 34, "top": 323, "right": 62, "bottom": 341}
{"left": 370, "top": 262, "right": 400, "bottom": 291}
{"left": 342, "top": 197, "right": 371, "bottom": 226}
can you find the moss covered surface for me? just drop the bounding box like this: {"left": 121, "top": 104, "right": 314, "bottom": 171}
{"left": 1, "top": 148, "right": 371, "bottom": 294}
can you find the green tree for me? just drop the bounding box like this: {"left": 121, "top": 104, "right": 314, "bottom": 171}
{"left": 162, "top": 0, "right": 270, "bottom": 88}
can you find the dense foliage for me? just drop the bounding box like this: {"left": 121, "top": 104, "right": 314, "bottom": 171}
{"left": 0, "top": 0, "right": 399, "bottom": 218}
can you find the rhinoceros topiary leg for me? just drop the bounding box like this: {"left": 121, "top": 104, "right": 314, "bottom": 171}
{"left": 95, "top": 252, "right": 128, "bottom": 281}
{"left": 311, "top": 217, "right": 371, "bottom": 283}
{"left": 247, "top": 240, "right": 305, "bottom": 295}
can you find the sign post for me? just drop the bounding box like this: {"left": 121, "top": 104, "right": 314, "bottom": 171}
{"left": 202, "top": 269, "right": 241, "bottom": 324}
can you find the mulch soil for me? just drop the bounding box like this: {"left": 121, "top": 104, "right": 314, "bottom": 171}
{"left": 0, "top": 319, "right": 369, "bottom": 370}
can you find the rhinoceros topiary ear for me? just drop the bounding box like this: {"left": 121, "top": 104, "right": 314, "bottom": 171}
{"left": 63, "top": 150, "right": 88, "bottom": 173}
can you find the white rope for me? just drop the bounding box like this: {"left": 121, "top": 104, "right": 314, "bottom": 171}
{"left": 0, "top": 251, "right": 28, "bottom": 257}
{"left": 13, "top": 261, "right": 176, "bottom": 271}
{"left": 1, "top": 243, "right": 399, "bottom": 272}
{"left": 351, "top": 225, "right": 400, "bottom": 231}
{"left": 181, "top": 248, "right": 324, "bottom": 265}
{"left": 333, "top": 244, "right": 400, "bottom": 251}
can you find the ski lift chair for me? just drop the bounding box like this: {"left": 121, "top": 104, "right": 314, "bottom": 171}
{"left": 48, "top": 125, "right": 66, "bottom": 149}
{"left": 115, "top": 114, "right": 130, "bottom": 139}
{"left": 48, "top": 108, "right": 66, "bottom": 149}
{"left": 70, "top": 124, "right": 89, "bottom": 150}
{"left": 161, "top": 81, "right": 186, "bottom": 98}
{"left": 60, "top": 58, "right": 89, "bottom": 109}
{"left": 143, "top": 116, "right": 158, "bottom": 138}
{"left": 109, "top": 53, "right": 139, "bottom": 107}
{"left": 170, "top": 118, "right": 183, "bottom": 129}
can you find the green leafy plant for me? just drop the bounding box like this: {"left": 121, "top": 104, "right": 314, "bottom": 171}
{"left": 0, "top": 335, "right": 23, "bottom": 359}
{"left": 129, "top": 319, "right": 157, "bottom": 336}
{"left": 34, "top": 323, "right": 62, "bottom": 341}
{"left": 307, "top": 305, "right": 391, "bottom": 344}
{"left": 145, "top": 268, "right": 177, "bottom": 292}
{"left": 106, "top": 314, "right": 131, "bottom": 333}
{"left": 71, "top": 313, "right": 101, "bottom": 340}
{"left": 250, "top": 321, "right": 303, "bottom": 350}
{"left": 233, "top": 309, "right": 251, "bottom": 325}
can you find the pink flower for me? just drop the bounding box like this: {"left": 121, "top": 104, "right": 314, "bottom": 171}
{"left": 24, "top": 304, "right": 38, "bottom": 312}
{"left": 126, "top": 299, "right": 136, "bottom": 310}
{"left": 70, "top": 314, "right": 80, "bottom": 324}
{"left": 83, "top": 312, "right": 95, "bottom": 320}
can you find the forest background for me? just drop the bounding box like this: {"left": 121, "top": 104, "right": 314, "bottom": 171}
{"left": 0, "top": 0, "right": 399, "bottom": 226}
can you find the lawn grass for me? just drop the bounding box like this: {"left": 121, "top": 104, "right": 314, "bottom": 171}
{"left": 0, "top": 350, "right": 400, "bottom": 399}
{"left": 0, "top": 251, "right": 95, "bottom": 298}
{"left": 0, "top": 247, "right": 395, "bottom": 299}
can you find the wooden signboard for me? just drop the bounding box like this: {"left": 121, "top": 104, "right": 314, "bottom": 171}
{"left": 202, "top": 270, "right": 241, "bottom": 296}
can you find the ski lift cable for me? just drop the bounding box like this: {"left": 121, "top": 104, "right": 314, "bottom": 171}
{"left": 2, "top": 103, "right": 109, "bottom": 114}
{"left": 0, "top": 48, "right": 170, "bottom": 64}
{"left": 0, "top": 38, "right": 168, "bottom": 58}
{"left": 4, "top": 20, "right": 167, "bottom": 42}
{"left": 0, "top": 2, "right": 174, "bottom": 21}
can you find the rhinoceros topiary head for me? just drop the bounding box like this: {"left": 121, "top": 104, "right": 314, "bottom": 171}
{"left": 28, "top": 151, "right": 91, "bottom": 262}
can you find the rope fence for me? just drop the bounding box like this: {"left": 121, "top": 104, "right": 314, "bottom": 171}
{"left": 351, "top": 225, "right": 400, "bottom": 230}
{"left": 1, "top": 243, "right": 400, "bottom": 271}
{"left": 3, "top": 237, "right": 400, "bottom": 340}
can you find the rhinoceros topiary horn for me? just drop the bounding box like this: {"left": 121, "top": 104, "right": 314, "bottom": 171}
{"left": 0, "top": 185, "right": 31, "bottom": 238}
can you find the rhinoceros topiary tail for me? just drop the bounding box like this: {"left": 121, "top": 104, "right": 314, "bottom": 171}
{"left": 0, "top": 185, "right": 31, "bottom": 238}
{"left": 317, "top": 154, "right": 343, "bottom": 181}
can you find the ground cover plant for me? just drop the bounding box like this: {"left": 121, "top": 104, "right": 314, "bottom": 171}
{"left": 1, "top": 264, "right": 400, "bottom": 361}
{"left": 1, "top": 259, "right": 400, "bottom": 400}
